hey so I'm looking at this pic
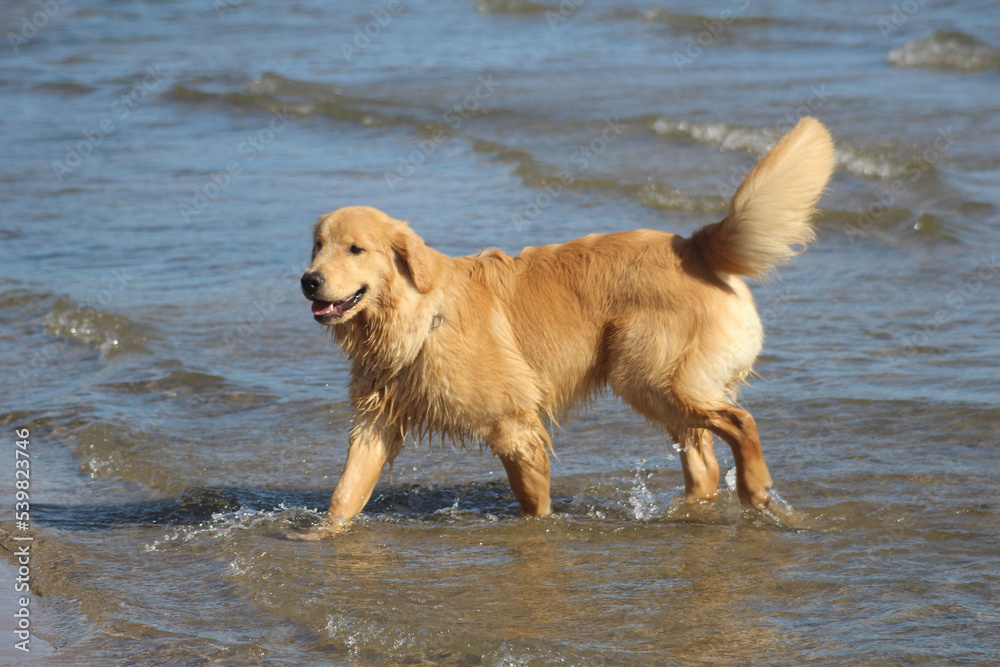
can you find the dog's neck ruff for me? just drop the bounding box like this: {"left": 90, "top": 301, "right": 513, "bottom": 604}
{"left": 340, "top": 308, "right": 446, "bottom": 404}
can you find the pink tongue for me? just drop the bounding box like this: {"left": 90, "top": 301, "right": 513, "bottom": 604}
{"left": 312, "top": 300, "right": 336, "bottom": 316}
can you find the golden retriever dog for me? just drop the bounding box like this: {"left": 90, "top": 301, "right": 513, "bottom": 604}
{"left": 300, "top": 117, "right": 834, "bottom": 533}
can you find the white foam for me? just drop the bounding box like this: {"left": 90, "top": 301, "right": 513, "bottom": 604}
{"left": 651, "top": 117, "right": 778, "bottom": 154}
{"left": 651, "top": 116, "right": 913, "bottom": 180}
{"left": 888, "top": 31, "right": 1000, "bottom": 71}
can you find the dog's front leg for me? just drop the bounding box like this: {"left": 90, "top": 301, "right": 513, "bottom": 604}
{"left": 490, "top": 418, "right": 552, "bottom": 517}
{"left": 321, "top": 413, "right": 404, "bottom": 531}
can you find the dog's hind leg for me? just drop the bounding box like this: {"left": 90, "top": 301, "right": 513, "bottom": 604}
{"left": 490, "top": 418, "right": 552, "bottom": 516}
{"left": 701, "top": 406, "right": 771, "bottom": 509}
{"left": 612, "top": 374, "right": 768, "bottom": 509}
{"left": 679, "top": 427, "right": 720, "bottom": 502}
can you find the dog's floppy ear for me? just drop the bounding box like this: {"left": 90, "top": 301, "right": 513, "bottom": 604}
{"left": 390, "top": 224, "right": 437, "bottom": 294}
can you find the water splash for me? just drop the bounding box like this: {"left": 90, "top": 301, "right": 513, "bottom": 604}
{"left": 626, "top": 460, "right": 660, "bottom": 521}
{"left": 721, "top": 467, "right": 814, "bottom": 530}
{"left": 144, "top": 505, "right": 321, "bottom": 551}
{"left": 724, "top": 466, "right": 737, "bottom": 492}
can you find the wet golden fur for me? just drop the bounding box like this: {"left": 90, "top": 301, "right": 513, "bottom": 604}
{"left": 300, "top": 118, "right": 835, "bottom": 531}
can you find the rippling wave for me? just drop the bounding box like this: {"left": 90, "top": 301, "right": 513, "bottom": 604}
{"left": 169, "top": 76, "right": 741, "bottom": 215}
{"left": 170, "top": 71, "right": 508, "bottom": 130}
{"left": 474, "top": 0, "right": 557, "bottom": 14}
{"left": 169, "top": 79, "right": 398, "bottom": 127}
{"left": 43, "top": 295, "right": 151, "bottom": 356}
{"left": 826, "top": 207, "right": 961, "bottom": 243}
{"left": 648, "top": 116, "right": 932, "bottom": 180}
{"left": 606, "top": 7, "right": 772, "bottom": 29}
{"left": 887, "top": 31, "right": 1000, "bottom": 71}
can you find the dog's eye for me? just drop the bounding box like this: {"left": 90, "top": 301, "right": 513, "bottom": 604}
{"left": 313, "top": 241, "right": 322, "bottom": 254}
{"left": 348, "top": 244, "right": 365, "bottom": 255}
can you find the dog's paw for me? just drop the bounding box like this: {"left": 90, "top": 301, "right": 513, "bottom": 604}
{"left": 737, "top": 485, "right": 772, "bottom": 511}
{"left": 284, "top": 517, "right": 352, "bottom": 541}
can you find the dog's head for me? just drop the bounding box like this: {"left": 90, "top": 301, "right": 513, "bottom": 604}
{"left": 301, "top": 206, "right": 437, "bottom": 326}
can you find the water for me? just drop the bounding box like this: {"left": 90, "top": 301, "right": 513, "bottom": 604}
{"left": 2, "top": 0, "right": 999, "bottom": 664}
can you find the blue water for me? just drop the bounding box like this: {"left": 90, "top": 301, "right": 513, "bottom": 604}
{"left": 1, "top": 1, "right": 999, "bottom": 664}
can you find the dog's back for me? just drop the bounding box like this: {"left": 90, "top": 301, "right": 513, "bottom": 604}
{"left": 482, "top": 119, "right": 835, "bottom": 431}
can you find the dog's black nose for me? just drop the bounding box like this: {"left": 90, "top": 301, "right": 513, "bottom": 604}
{"left": 301, "top": 272, "right": 324, "bottom": 297}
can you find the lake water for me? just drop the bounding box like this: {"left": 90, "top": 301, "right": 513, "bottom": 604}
{"left": 1, "top": 0, "right": 999, "bottom": 664}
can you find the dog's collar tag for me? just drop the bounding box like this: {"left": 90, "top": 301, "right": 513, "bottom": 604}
{"left": 430, "top": 312, "right": 444, "bottom": 331}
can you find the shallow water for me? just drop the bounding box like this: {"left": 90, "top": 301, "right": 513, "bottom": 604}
{"left": 2, "top": 0, "right": 999, "bottom": 664}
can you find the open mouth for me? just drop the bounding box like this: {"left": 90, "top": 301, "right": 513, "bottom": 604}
{"left": 311, "top": 287, "right": 367, "bottom": 322}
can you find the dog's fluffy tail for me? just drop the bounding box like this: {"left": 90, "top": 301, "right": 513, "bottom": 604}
{"left": 686, "top": 117, "right": 835, "bottom": 279}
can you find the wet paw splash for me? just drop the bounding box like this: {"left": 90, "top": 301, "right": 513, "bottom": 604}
{"left": 144, "top": 505, "right": 323, "bottom": 551}
{"left": 624, "top": 459, "right": 662, "bottom": 522}
{"left": 724, "top": 467, "right": 814, "bottom": 531}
